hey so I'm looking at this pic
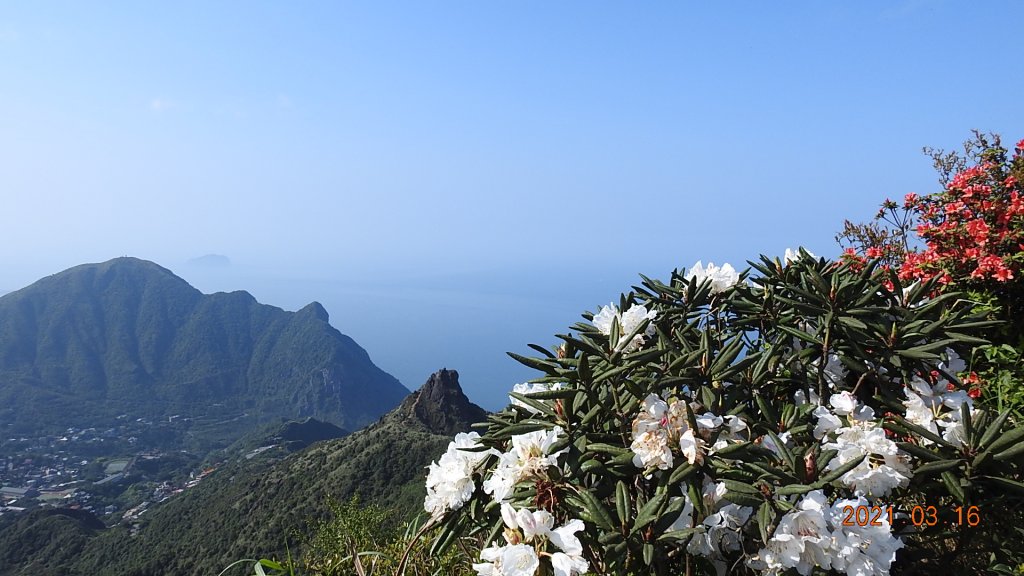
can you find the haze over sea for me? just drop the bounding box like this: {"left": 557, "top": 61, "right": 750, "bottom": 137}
{"left": 2, "top": 2, "right": 1023, "bottom": 409}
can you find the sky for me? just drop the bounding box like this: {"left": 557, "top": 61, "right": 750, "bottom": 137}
{"left": 2, "top": 1, "right": 1023, "bottom": 410}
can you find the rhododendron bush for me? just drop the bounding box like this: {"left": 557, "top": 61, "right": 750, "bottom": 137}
{"left": 424, "top": 254, "right": 1024, "bottom": 575}
{"left": 837, "top": 133, "right": 1024, "bottom": 413}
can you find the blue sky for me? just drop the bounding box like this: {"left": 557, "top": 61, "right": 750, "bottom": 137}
{"left": 2, "top": 1, "right": 1023, "bottom": 409}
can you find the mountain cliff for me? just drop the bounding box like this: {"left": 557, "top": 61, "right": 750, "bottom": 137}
{"left": 0, "top": 257, "right": 408, "bottom": 438}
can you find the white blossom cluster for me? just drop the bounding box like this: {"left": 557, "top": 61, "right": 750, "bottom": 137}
{"left": 510, "top": 382, "right": 566, "bottom": 414}
{"left": 902, "top": 350, "right": 979, "bottom": 448}
{"left": 473, "top": 503, "right": 588, "bottom": 576}
{"left": 686, "top": 261, "right": 741, "bottom": 293}
{"left": 799, "top": 390, "right": 911, "bottom": 498}
{"left": 630, "top": 393, "right": 746, "bottom": 471}
{"left": 822, "top": 422, "right": 912, "bottom": 498}
{"left": 592, "top": 303, "right": 657, "bottom": 353}
{"left": 750, "top": 490, "right": 903, "bottom": 576}
{"left": 424, "top": 432, "right": 495, "bottom": 518}
{"left": 671, "top": 477, "right": 753, "bottom": 576}
{"left": 484, "top": 427, "right": 567, "bottom": 503}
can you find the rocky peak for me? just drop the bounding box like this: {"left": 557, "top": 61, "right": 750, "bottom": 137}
{"left": 392, "top": 368, "right": 488, "bottom": 436}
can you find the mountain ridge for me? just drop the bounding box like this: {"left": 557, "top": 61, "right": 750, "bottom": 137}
{"left": 0, "top": 257, "right": 408, "bottom": 439}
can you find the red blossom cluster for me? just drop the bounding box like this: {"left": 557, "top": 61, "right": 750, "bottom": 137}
{"left": 897, "top": 139, "right": 1024, "bottom": 285}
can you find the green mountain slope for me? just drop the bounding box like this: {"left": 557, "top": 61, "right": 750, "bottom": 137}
{"left": 0, "top": 257, "right": 408, "bottom": 440}
{"left": 67, "top": 369, "right": 484, "bottom": 576}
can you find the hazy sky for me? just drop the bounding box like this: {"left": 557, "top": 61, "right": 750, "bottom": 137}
{"left": 2, "top": 2, "right": 1023, "bottom": 409}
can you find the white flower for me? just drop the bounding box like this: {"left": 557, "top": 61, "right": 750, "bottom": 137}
{"left": 823, "top": 422, "right": 911, "bottom": 497}
{"left": 550, "top": 551, "right": 589, "bottom": 576}
{"left": 686, "top": 261, "right": 741, "bottom": 293}
{"left": 482, "top": 454, "right": 519, "bottom": 503}
{"left": 938, "top": 348, "right": 966, "bottom": 376}
{"left": 812, "top": 406, "right": 843, "bottom": 440}
{"left": 631, "top": 394, "right": 675, "bottom": 470}
{"left": 550, "top": 518, "right": 586, "bottom": 556}
{"left": 794, "top": 389, "right": 820, "bottom": 406}
{"left": 631, "top": 427, "right": 673, "bottom": 470}
{"left": 424, "top": 432, "right": 494, "bottom": 518}
{"left": 829, "top": 391, "right": 859, "bottom": 416}
{"left": 500, "top": 503, "right": 561, "bottom": 544}
{"left": 550, "top": 519, "right": 589, "bottom": 576}
{"left": 903, "top": 375, "right": 978, "bottom": 448}
{"left": 752, "top": 490, "right": 833, "bottom": 576}
{"left": 473, "top": 543, "right": 539, "bottom": 576}
{"left": 679, "top": 429, "right": 705, "bottom": 465}
{"left": 784, "top": 247, "right": 816, "bottom": 264}
{"left": 592, "top": 303, "right": 657, "bottom": 352}
{"left": 823, "top": 354, "right": 848, "bottom": 388}
{"left": 669, "top": 494, "right": 696, "bottom": 532}
{"left": 484, "top": 427, "right": 566, "bottom": 503}
{"left": 696, "top": 412, "right": 724, "bottom": 432}
{"left": 631, "top": 393, "right": 722, "bottom": 470}
{"left": 829, "top": 497, "right": 904, "bottom": 576}
{"left": 688, "top": 503, "right": 753, "bottom": 568}
{"left": 511, "top": 427, "right": 566, "bottom": 476}
{"left": 510, "top": 382, "right": 566, "bottom": 414}
{"left": 711, "top": 415, "right": 749, "bottom": 453}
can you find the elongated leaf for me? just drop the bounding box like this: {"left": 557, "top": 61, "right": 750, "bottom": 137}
{"left": 757, "top": 501, "right": 773, "bottom": 543}
{"left": 961, "top": 402, "right": 973, "bottom": 446}
{"left": 507, "top": 352, "right": 561, "bottom": 375}
{"left": 941, "top": 470, "right": 966, "bottom": 504}
{"left": 587, "top": 443, "right": 630, "bottom": 456}
{"left": 723, "top": 479, "right": 761, "bottom": 495}
{"left": 913, "top": 459, "right": 960, "bottom": 476}
{"left": 982, "top": 475, "right": 1024, "bottom": 494}
{"left": 978, "top": 409, "right": 1013, "bottom": 450}
{"left": 657, "top": 527, "right": 700, "bottom": 542}
{"left": 754, "top": 395, "right": 780, "bottom": 432}
{"left": 631, "top": 492, "right": 669, "bottom": 535}
{"left": 575, "top": 490, "right": 616, "bottom": 531}
{"left": 896, "top": 441, "right": 944, "bottom": 463}
{"left": 519, "top": 388, "right": 580, "bottom": 400}
{"left": 985, "top": 424, "right": 1024, "bottom": 454}
{"left": 837, "top": 316, "right": 868, "bottom": 330}
{"left": 749, "top": 462, "right": 801, "bottom": 484}
{"left": 817, "top": 454, "right": 866, "bottom": 485}
{"left": 778, "top": 324, "right": 821, "bottom": 345}
{"left": 668, "top": 463, "right": 696, "bottom": 484}
{"left": 887, "top": 415, "right": 952, "bottom": 448}
{"left": 775, "top": 483, "right": 815, "bottom": 496}
{"left": 496, "top": 421, "right": 552, "bottom": 436}
{"left": 508, "top": 392, "right": 556, "bottom": 417}
{"left": 994, "top": 442, "right": 1024, "bottom": 462}
{"left": 722, "top": 491, "right": 764, "bottom": 507}
{"left": 527, "top": 343, "right": 556, "bottom": 359}
{"left": 713, "top": 441, "right": 753, "bottom": 458}
{"left": 764, "top": 430, "right": 796, "bottom": 471}
{"left": 615, "top": 481, "right": 630, "bottom": 525}
{"left": 557, "top": 334, "right": 606, "bottom": 359}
